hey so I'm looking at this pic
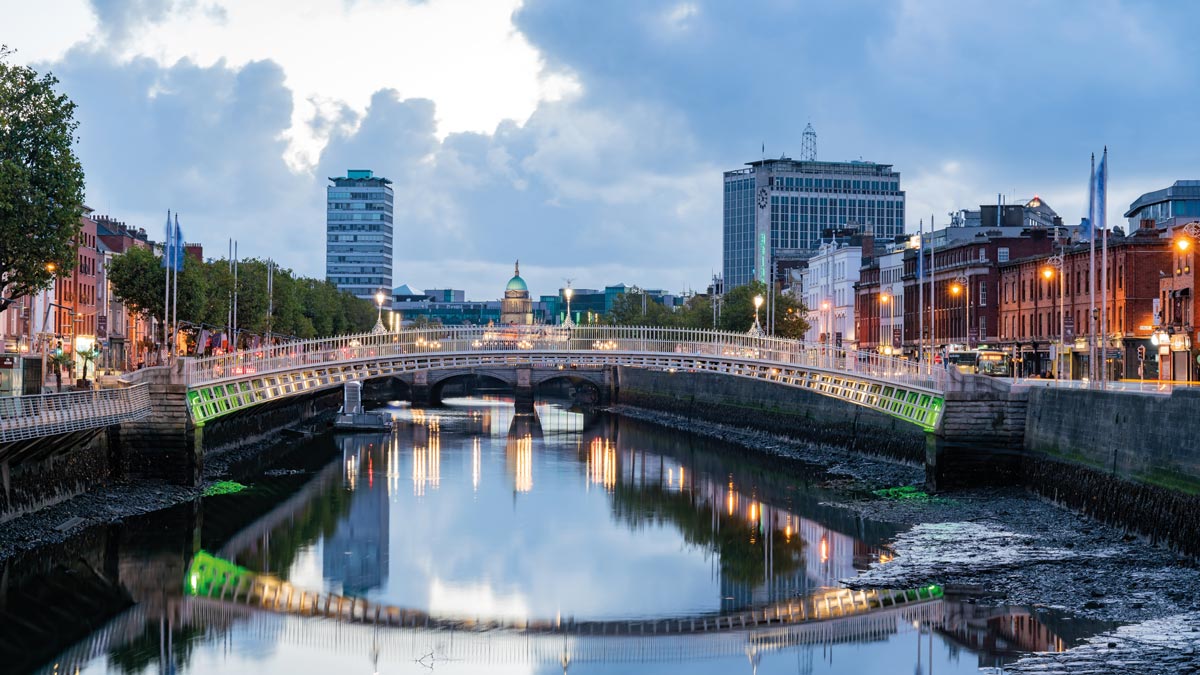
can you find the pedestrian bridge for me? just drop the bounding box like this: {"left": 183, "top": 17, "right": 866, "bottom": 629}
{"left": 181, "top": 326, "right": 950, "bottom": 431}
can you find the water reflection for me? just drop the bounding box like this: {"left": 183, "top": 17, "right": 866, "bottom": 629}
{"left": 1, "top": 398, "right": 1122, "bottom": 674}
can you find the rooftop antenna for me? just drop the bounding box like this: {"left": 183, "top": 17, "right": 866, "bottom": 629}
{"left": 801, "top": 123, "right": 817, "bottom": 161}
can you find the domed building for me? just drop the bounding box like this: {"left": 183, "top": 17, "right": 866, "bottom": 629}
{"left": 500, "top": 260, "right": 533, "bottom": 325}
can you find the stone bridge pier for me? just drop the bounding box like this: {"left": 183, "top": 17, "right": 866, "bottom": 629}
{"left": 927, "top": 371, "right": 1029, "bottom": 491}
{"left": 397, "top": 365, "right": 616, "bottom": 411}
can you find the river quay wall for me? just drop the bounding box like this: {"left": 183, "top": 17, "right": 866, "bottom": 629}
{"left": 615, "top": 367, "right": 926, "bottom": 463}
{"left": 1023, "top": 386, "right": 1200, "bottom": 555}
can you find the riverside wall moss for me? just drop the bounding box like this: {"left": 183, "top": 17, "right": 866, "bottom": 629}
{"left": 1022, "top": 386, "right": 1200, "bottom": 556}
{"left": 615, "top": 367, "right": 926, "bottom": 463}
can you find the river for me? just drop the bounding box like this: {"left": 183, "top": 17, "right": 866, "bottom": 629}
{"left": 1, "top": 397, "right": 1116, "bottom": 674}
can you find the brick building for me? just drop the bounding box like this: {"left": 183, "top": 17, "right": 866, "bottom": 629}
{"left": 54, "top": 210, "right": 99, "bottom": 383}
{"left": 998, "top": 222, "right": 1170, "bottom": 379}
{"left": 1159, "top": 220, "right": 1200, "bottom": 381}
{"left": 901, "top": 229, "right": 1057, "bottom": 360}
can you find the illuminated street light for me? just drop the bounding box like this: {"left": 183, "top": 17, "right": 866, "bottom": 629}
{"left": 563, "top": 285, "right": 575, "bottom": 328}
{"left": 748, "top": 294, "right": 765, "bottom": 336}
{"left": 371, "top": 289, "right": 386, "bottom": 333}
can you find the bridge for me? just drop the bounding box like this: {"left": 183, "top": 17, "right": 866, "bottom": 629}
{"left": 179, "top": 326, "right": 949, "bottom": 430}
{"left": 0, "top": 384, "right": 151, "bottom": 444}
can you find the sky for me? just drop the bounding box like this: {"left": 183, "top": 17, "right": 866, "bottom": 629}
{"left": 5, "top": 0, "right": 1200, "bottom": 299}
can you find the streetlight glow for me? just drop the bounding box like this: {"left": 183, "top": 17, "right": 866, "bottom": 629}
{"left": 880, "top": 293, "right": 890, "bottom": 303}
{"left": 1177, "top": 237, "right": 1191, "bottom": 252}
{"left": 1041, "top": 267, "right": 1054, "bottom": 280}
{"left": 950, "top": 284, "right": 962, "bottom": 296}
{"left": 753, "top": 295, "right": 764, "bottom": 309}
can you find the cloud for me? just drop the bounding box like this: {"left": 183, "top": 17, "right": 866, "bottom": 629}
{"left": 19, "top": 0, "right": 1200, "bottom": 303}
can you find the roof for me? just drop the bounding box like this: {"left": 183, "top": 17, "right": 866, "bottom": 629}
{"left": 392, "top": 284, "right": 422, "bottom": 296}
{"left": 506, "top": 275, "right": 528, "bottom": 292}
{"left": 1125, "top": 180, "right": 1200, "bottom": 217}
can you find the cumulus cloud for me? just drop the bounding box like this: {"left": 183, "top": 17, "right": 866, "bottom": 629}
{"left": 16, "top": 0, "right": 1200, "bottom": 300}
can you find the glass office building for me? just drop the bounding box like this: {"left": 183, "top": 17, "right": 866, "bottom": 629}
{"left": 1125, "top": 180, "right": 1200, "bottom": 229}
{"left": 326, "top": 169, "right": 394, "bottom": 306}
{"left": 723, "top": 158, "right": 904, "bottom": 289}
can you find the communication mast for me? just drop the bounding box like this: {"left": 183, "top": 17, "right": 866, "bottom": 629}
{"left": 801, "top": 123, "right": 817, "bottom": 161}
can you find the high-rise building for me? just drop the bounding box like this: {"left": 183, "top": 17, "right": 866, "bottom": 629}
{"left": 326, "top": 169, "right": 393, "bottom": 306}
{"left": 723, "top": 157, "right": 904, "bottom": 289}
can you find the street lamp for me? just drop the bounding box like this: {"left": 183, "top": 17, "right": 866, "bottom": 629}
{"left": 951, "top": 274, "right": 969, "bottom": 348}
{"left": 1043, "top": 253, "right": 1064, "bottom": 380}
{"left": 372, "top": 290, "right": 386, "bottom": 333}
{"left": 749, "top": 294, "right": 765, "bottom": 336}
{"left": 563, "top": 286, "right": 575, "bottom": 328}
{"left": 879, "top": 293, "right": 891, "bottom": 354}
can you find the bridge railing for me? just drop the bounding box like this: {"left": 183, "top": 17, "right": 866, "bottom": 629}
{"left": 184, "top": 326, "right": 947, "bottom": 392}
{"left": 0, "top": 384, "right": 152, "bottom": 443}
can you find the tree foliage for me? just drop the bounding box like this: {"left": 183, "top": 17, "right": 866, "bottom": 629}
{"left": 602, "top": 281, "right": 809, "bottom": 338}
{"left": 0, "top": 46, "right": 86, "bottom": 306}
{"left": 718, "top": 280, "right": 810, "bottom": 339}
{"left": 107, "top": 247, "right": 377, "bottom": 345}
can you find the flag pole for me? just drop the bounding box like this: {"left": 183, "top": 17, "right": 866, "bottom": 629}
{"left": 1100, "top": 147, "right": 1109, "bottom": 390}
{"left": 162, "top": 209, "right": 171, "bottom": 366}
{"left": 918, "top": 218, "right": 925, "bottom": 373}
{"left": 1088, "top": 153, "right": 1097, "bottom": 387}
{"left": 930, "top": 215, "right": 936, "bottom": 368}
{"left": 172, "top": 213, "right": 179, "bottom": 365}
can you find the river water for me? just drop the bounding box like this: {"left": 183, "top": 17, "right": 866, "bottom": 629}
{"left": 4, "top": 398, "right": 1111, "bottom": 674}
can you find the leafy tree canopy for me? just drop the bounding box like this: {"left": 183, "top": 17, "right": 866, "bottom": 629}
{"left": 0, "top": 46, "right": 86, "bottom": 308}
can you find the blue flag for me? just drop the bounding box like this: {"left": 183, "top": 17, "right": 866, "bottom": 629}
{"left": 173, "top": 214, "right": 184, "bottom": 271}
{"left": 1082, "top": 155, "right": 1096, "bottom": 242}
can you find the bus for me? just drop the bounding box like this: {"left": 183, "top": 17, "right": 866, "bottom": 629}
{"left": 946, "top": 349, "right": 1011, "bottom": 376}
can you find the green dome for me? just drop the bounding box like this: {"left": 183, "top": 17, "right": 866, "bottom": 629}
{"left": 506, "top": 275, "right": 528, "bottom": 292}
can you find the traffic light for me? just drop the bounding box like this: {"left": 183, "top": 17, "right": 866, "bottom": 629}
{"left": 1138, "top": 345, "right": 1146, "bottom": 361}
{"left": 54, "top": 340, "right": 63, "bottom": 357}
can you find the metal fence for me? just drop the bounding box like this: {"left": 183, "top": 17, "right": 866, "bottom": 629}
{"left": 183, "top": 326, "right": 949, "bottom": 393}
{"left": 0, "top": 384, "right": 152, "bottom": 442}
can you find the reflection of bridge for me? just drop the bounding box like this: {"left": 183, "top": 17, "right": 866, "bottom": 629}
{"left": 35, "top": 592, "right": 946, "bottom": 673}
{"left": 189, "top": 550, "right": 945, "bottom": 638}
{"left": 181, "top": 326, "right": 948, "bottom": 429}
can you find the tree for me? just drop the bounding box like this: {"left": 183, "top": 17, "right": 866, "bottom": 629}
{"left": 604, "top": 288, "right": 675, "bottom": 327}
{"left": 105, "top": 246, "right": 205, "bottom": 327}
{"left": 0, "top": 47, "right": 86, "bottom": 309}
{"left": 718, "top": 281, "right": 810, "bottom": 339}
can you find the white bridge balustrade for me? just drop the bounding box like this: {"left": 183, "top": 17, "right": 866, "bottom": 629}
{"left": 0, "top": 384, "right": 152, "bottom": 443}
{"left": 182, "top": 326, "right": 949, "bottom": 430}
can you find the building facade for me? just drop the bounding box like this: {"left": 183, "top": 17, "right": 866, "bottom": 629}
{"left": 1125, "top": 180, "right": 1200, "bottom": 231}
{"left": 723, "top": 157, "right": 904, "bottom": 289}
{"left": 801, "top": 240, "right": 865, "bottom": 346}
{"left": 500, "top": 262, "right": 533, "bottom": 325}
{"left": 998, "top": 224, "right": 1169, "bottom": 379}
{"left": 855, "top": 244, "right": 906, "bottom": 354}
{"left": 326, "top": 169, "right": 393, "bottom": 306}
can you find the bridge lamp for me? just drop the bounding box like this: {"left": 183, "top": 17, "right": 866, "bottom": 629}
{"left": 563, "top": 287, "right": 575, "bottom": 327}
{"left": 751, "top": 294, "right": 765, "bottom": 335}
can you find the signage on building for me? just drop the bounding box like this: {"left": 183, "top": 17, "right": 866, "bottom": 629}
{"left": 1064, "top": 315, "right": 1074, "bottom": 339}
{"left": 892, "top": 328, "right": 901, "bottom": 348}
{"left": 97, "top": 315, "right": 108, "bottom": 339}
{"left": 0, "top": 355, "right": 15, "bottom": 369}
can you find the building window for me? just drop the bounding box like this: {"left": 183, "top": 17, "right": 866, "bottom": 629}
{"left": 979, "top": 315, "right": 987, "bottom": 337}
{"left": 998, "top": 247, "right": 1010, "bottom": 263}
{"left": 979, "top": 284, "right": 987, "bottom": 307}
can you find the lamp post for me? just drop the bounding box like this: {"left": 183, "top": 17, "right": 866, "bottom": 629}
{"left": 950, "top": 274, "right": 969, "bottom": 349}
{"left": 563, "top": 286, "right": 575, "bottom": 328}
{"left": 1042, "top": 254, "right": 1064, "bottom": 380}
{"left": 749, "top": 294, "right": 764, "bottom": 337}
{"left": 879, "top": 292, "right": 891, "bottom": 355}
{"left": 372, "top": 290, "right": 386, "bottom": 334}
